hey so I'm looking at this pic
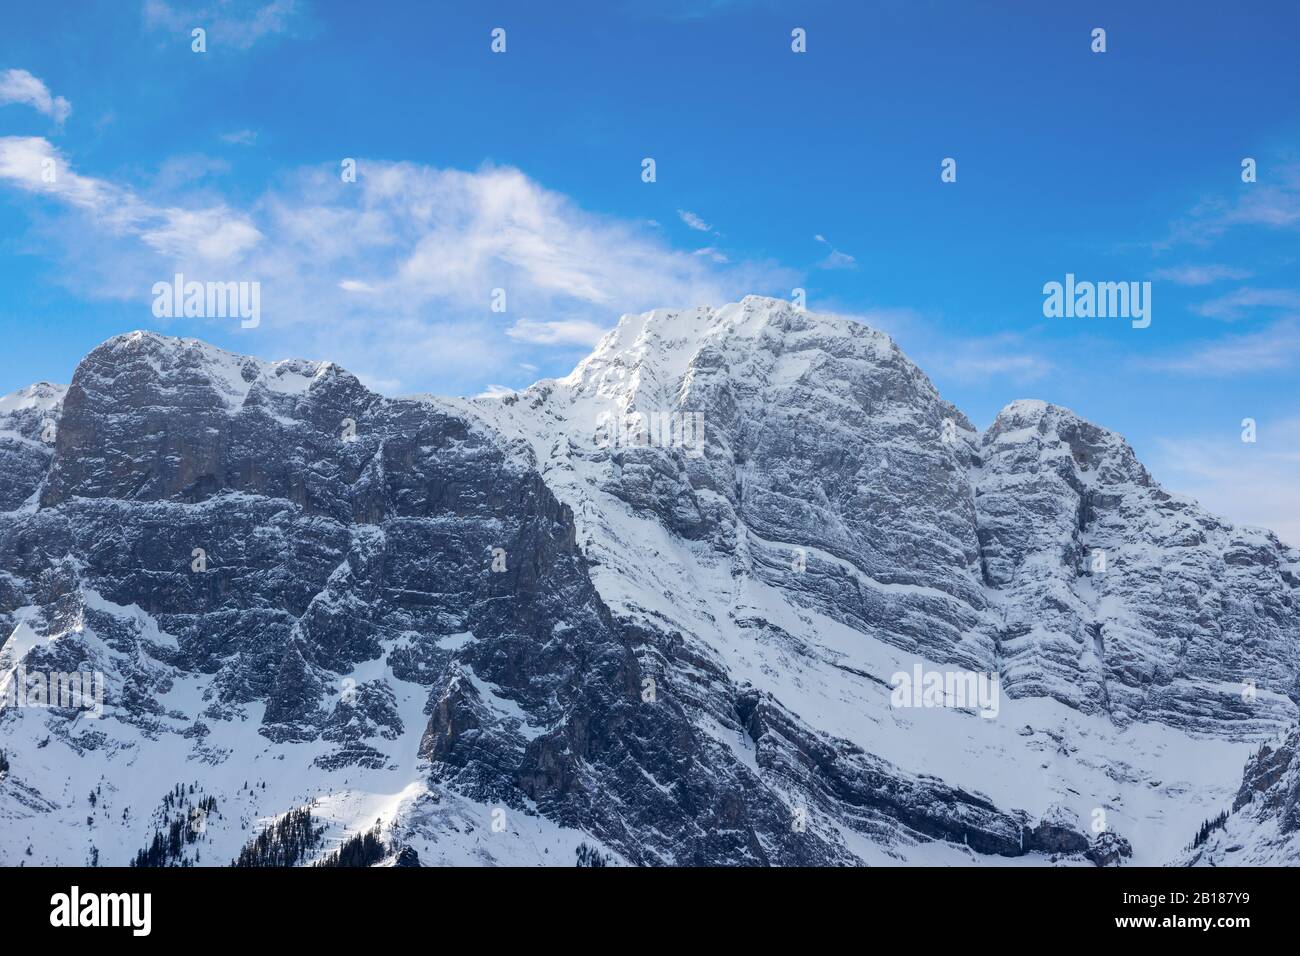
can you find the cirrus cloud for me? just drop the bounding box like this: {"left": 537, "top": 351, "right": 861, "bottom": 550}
{"left": 506, "top": 318, "right": 609, "bottom": 347}
{"left": 142, "top": 0, "right": 303, "bottom": 51}
{"left": 0, "top": 69, "right": 71, "bottom": 124}
{"left": 1138, "top": 318, "right": 1300, "bottom": 375}
{"left": 0, "top": 139, "right": 795, "bottom": 393}
{"left": 1193, "top": 287, "right": 1300, "bottom": 321}
{"left": 1150, "top": 264, "right": 1251, "bottom": 286}
{"left": 1152, "top": 419, "right": 1300, "bottom": 548}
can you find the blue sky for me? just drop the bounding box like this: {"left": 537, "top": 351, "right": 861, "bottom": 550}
{"left": 1, "top": 0, "right": 1298, "bottom": 541}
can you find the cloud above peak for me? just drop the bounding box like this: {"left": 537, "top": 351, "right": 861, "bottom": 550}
{"left": 813, "top": 233, "right": 856, "bottom": 270}
{"left": 506, "top": 318, "right": 608, "bottom": 347}
{"left": 0, "top": 141, "right": 794, "bottom": 393}
{"left": 1139, "top": 318, "right": 1300, "bottom": 375}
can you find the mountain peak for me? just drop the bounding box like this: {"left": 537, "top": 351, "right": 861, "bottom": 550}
{"left": 79, "top": 331, "right": 358, "bottom": 412}
{"left": 983, "top": 395, "right": 1147, "bottom": 485}
{"left": 0, "top": 380, "right": 67, "bottom": 414}
{"left": 565, "top": 298, "right": 907, "bottom": 406}
{"left": 993, "top": 397, "right": 1053, "bottom": 420}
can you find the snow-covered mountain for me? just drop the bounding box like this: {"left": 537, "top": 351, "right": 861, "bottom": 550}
{"left": 2, "top": 298, "right": 1297, "bottom": 866}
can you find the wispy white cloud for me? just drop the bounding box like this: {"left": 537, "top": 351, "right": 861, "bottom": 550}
{"left": 813, "top": 233, "right": 856, "bottom": 270}
{"left": 1151, "top": 420, "right": 1300, "bottom": 547}
{"left": 506, "top": 318, "right": 608, "bottom": 347}
{"left": 220, "top": 129, "right": 258, "bottom": 146}
{"left": 1193, "top": 287, "right": 1300, "bottom": 321}
{"left": 1150, "top": 263, "right": 1251, "bottom": 286}
{"left": 0, "top": 136, "right": 262, "bottom": 262}
{"left": 6, "top": 154, "right": 394, "bottom": 290}
{"left": 150, "top": 154, "right": 231, "bottom": 191}
{"left": 141, "top": 206, "right": 263, "bottom": 261}
{"left": 142, "top": 0, "right": 302, "bottom": 50}
{"left": 1160, "top": 165, "right": 1300, "bottom": 248}
{"left": 818, "top": 249, "right": 857, "bottom": 270}
{"left": 1139, "top": 318, "right": 1300, "bottom": 375}
{"left": 0, "top": 139, "right": 795, "bottom": 392}
{"left": 677, "top": 209, "right": 711, "bottom": 232}
{"left": 920, "top": 331, "right": 1053, "bottom": 385}
{"left": 0, "top": 69, "right": 71, "bottom": 124}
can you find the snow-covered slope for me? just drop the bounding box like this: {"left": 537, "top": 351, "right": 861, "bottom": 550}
{"left": 463, "top": 296, "right": 1300, "bottom": 864}
{"left": 3, "top": 301, "right": 1297, "bottom": 866}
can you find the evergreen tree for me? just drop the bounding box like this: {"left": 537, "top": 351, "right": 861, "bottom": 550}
{"left": 575, "top": 842, "right": 611, "bottom": 867}
{"left": 315, "top": 823, "right": 386, "bottom": 868}
{"left": 232, "top": 806, "right": 325, "bottom": 867}
{"left": 1191, "top": 809, "right": 1230, "bottom": 848}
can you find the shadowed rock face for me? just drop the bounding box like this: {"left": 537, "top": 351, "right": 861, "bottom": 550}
{"left": 1234, "top": 732, "right": 1300, "bottom": 824}
{"left": 1180, "top": 723, "right": 1300, "bottom": 865}
{"left": 0, "top": 382, "right": 64, "bottom": 511}
{"left": 3, "top": 304, "right": 1298, "bottom": 866}
{"left": 977, "top": 399, "right": 1300, "bottom": 731}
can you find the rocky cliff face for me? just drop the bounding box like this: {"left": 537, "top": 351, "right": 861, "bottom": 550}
{"left": 2, "top": 300, "right": 1297, "bottom": 866}
{"left": 1179, "top": 722, "right": 1300, "bottom": 866}
{"left": 978, "top": 399, "right": 1298, "bottom": 733}
{"left": 0, "top": 382, "right": 63, "bottom": 511}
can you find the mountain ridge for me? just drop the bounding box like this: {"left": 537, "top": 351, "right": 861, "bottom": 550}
{"left": 2, "top": 298, "right": 1297, "bottom": 866}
